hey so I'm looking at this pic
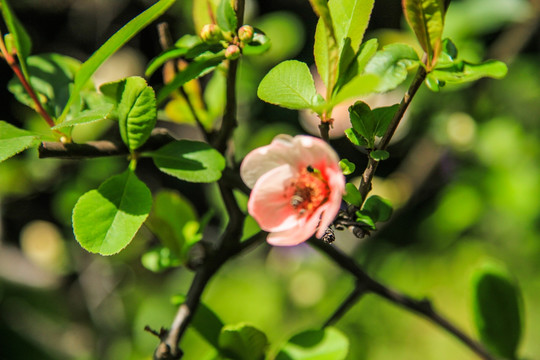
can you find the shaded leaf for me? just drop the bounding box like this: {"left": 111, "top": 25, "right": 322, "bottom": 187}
{"left": 219, "top": 323, "right": 269, "bottom": 360}
{"left": 172, "top": 294, "right": 224, "bottom": 349}
{"left": 364, "top": 44, "right": 420, "bottom": 92}
{"left": 72, "top": 169, "right": 152, "bottom": 255}
{"left": 362, "top": 195, "right": 392, "bottom": 222}
{"left": 343, "top": 183, "right": 362, "bottom": 207}
{"left": 335, "top": 38, "right": 378, "bottom": 93}
{"left": 257, "top": 60, "right": 319, "bottom": 110}
{"left": 0, "top": 0, "right": 32, "bottom": 78}
{"left": 149, "top": 140, "right": 225, "bottom": 183}
{"left": 8, "top": 53, "right": 82, "bottom": 118}
{"left": 329, "top": 74, "right": 379, "bottom": 107}
{"left": 0, "top": 121, "right": 41, "bottom": 162}
{"left": 59, "top": 0, "right": 176, "bottom": 122}
{"left": 473, "top": 262, "right": 523, "bottom": 359}
{"left": 344, "top": 128, "right": 368, "bottom": 147}
{"left": 275, "top": 327, "right": 349, "bottom": 360}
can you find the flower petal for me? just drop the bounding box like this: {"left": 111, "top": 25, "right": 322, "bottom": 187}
{"left": 266, "top": 206, "right": 325, "bottom": 246}
{"left": 316, "top": 169, "right": 345, "bottom": 238}
{"left": 248, "top": 164, "right": 299, "bottom": 232}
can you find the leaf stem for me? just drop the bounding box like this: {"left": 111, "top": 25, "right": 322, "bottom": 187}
{"left": 0, "top": 34, "right": 56, "bottom": 129}
{"left": 309, "top": 238, "right": 497, "bottom": 360}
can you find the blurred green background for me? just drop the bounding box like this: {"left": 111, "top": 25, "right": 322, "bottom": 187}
{"left": 1, "top": 0, "right": 540, "bottom": 359}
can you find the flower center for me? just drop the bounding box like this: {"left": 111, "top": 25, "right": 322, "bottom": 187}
{"left": 287, "top": 166, "right": 330, "bottom": 215}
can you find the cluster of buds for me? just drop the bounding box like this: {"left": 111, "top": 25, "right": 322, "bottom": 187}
{"left": 199, "top": 23, "right": 255, "bottom": 61}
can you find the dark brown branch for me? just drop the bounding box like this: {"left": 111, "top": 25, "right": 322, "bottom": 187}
{"left": 309, "top": 238, "right": 496, "bottom": 360}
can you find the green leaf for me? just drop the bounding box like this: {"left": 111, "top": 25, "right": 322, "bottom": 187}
{"left": 373, "top": 104, "right": 398, "bottom": 137}
{"left": 102, "top": 76, "right": 156, "bottom": 151}
{"left": 145, "top": 190, "right": 198, "bottom": 258}
{"left": 331, "top": 0, "right": 374, "bottom": 65}
{"left": 311, "top": 0, "right": 339, "bottom": 93}
{"left": 217, "top": 0, "right": 237, "bottom": 32}
{"left": 402, "top": 0, "right": 446, "bottom": 68}
{"left": 8, "top": 53, "right": 82, "bottom": 118}
{"left": 275, "top": 327, "right": 349, "bottom": 360}
{"left": 370, "top": 150, "right": 390, "bottom": 161}
{"left": 472, "top": 262, "right": 523, "bottom": 359}
{"left": 329, "top": 74, "right": 379, "bottom": 107}
{"left": 51, "top": 104, "right": 113, "bottom": 130}
{"left": 257, "top": 60, "right": 320, "bottom": 110}
{"left": 427, "top": 60, "right": 508, "bottom": 89}
{"left": 172, "top": 294, "right": 224, "bottom": 349}
{"left": 58, "top": 0, "right": 176, "bottom": 122}
{"left": 344, "top": 128, "right": 368, "bottom": 147}
{"left": 362, "top": 195, "right": 393, "bottom": 222}
{"left": 0, "top": 0, "right": 32, "bottom": 78}
{"left": 141, "top": 246, "right": 182, "bottom": 272}
{"left": 72, "top": 169, "right": 152, "bottom": 255}
{"left": 355, "top": 212, "right": 376, "bottom": 230}
{"left": 339, "top": 159, "right": 355, "bottom": 175}
{"left": 349, "top": 101, "right": 375, "bottom": 148}
{"left": 157, "top": 50, "right": 226, "bottom": 104}
{"left": 145, "top": 36, "right": 213, "bottom": 77}
{"left": 0, "top": 121, "right": 41, "bottom": 162}
{"left": 149, "top": 140, "right": 226, "bottom": 183}
{"left": 335, "top": 38, "right": 378, "bottom": 93}
{"left": 343, "top": 183, "right": 362, "bottom": 207}
{"left": 242, "top": 32, "right": 271, "bottom": 56}
{"left": 364, "top": 44, "right": 420, "bottom": 93}
{"left": 218, "top": 323, "right": 269, "bottom": 360}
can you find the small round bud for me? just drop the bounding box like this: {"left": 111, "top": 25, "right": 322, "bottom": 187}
{"left": 238, "top": 25, "right": 254, "bottom": 43}
{"left": 225, "top": 44, "right": 241, "bottom": 60}
{"left": 200, "top": 24, "right": 222, "bottom": 44}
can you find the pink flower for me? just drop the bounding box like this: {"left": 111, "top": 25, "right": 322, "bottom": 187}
{"left": 240, "top": 135, "right": 345, "bottom": 246}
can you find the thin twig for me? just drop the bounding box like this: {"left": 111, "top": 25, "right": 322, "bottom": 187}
{"left": 38, "top": 127, "right": 175, "bottom": 159}
{"left": 324, "top": 281, "right": 368, "bottom": 327}
{"left": 157, "top": 22, "right": 211, "bottom": 142}
{"left": 309, "top": 238, "right": 496, "bottom": 360}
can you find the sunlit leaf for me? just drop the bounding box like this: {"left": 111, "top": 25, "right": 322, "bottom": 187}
{"left": 370, "top": 149, "right": 390, "bottom": 161}
{"left": 257, "top": 60, "right": 319, "bottom": 110}
{"left": 427, "top": 60, "right": 508, "bottom": 91}
{"left": 364, "top": 44, "right": 420, "bottom": 92}
{"left": 59, "top": 0, "right": 176, "bottom": 122}
{"left": 149, "top": 140, "right": 225, "bottom": 183}
{"left": 339, "top": 159, "right": 356, "bottom": 175}
{"left": 0, "top": 0, "right": 32, "bottom": 78}
{"left": 402, "top": 0, "right": 445, "bottom": 68}
{"left": 217, "top": 0, "right": 237, "bottom": 32}
{"left": 72, "top": 169, "right": 152, "bottom": 255}
{"left": 219, "top": 323, "right": 269, "bottom": 360}
{"left": 51, "top": 104, "right": 113, "bottom": 130}
{"left": 0, "top": 121, "right": 41, "bottom": 162}
{"left": 275, "top": 327, "right": 349, "bottom": 360}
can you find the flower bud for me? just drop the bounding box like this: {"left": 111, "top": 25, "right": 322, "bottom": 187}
{"left": 200, "top": 24, "right": 222, "bottom": 44}
{"left": 225, "top": 44, "right": 241, "bottom": 60}
{"left": 238, "top": 25, "right": 254, "bottom": 43}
